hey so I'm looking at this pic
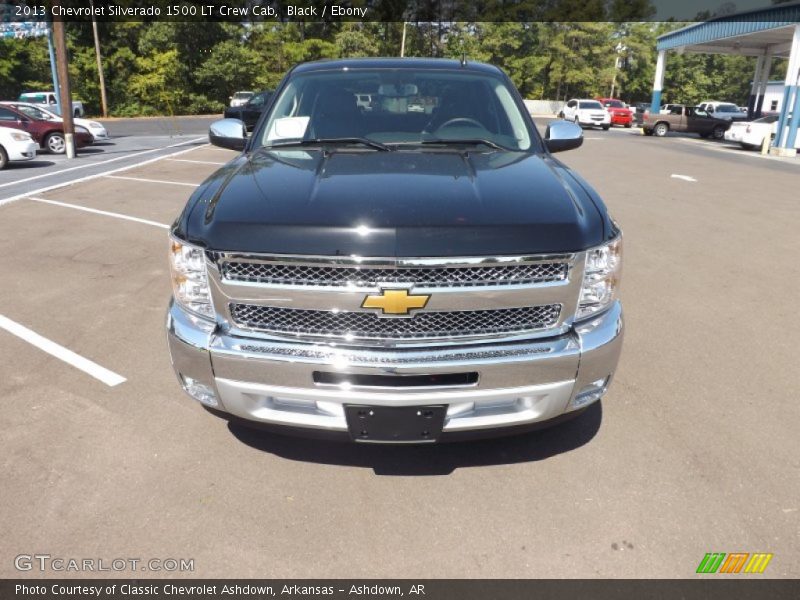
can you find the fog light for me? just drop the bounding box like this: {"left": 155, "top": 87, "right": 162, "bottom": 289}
{"left": 181, "top": 376, "right": 218, "bottom": 407}
{"left": 568, "top": 377, "right": 609, "bottom": 411}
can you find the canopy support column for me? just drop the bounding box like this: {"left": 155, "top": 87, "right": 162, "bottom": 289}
{"left": 649, "top": 50, "right": 666, "bottom": 115}
{"left": 773, "top": 24, "right": 800, "bottom": 153}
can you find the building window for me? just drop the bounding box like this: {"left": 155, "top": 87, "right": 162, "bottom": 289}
{"left": 770, "top": 100, "right": 778, "bottom": 111}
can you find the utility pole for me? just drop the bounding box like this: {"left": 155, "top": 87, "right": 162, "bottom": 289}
{"left": 90, "top": 0, "right": 108, "bottom": 117}
{"left": 610, "top": 56, "right": 619, "bottom": 98}
{"left": 51, "top": 0, "right": 75, "bottom": 158}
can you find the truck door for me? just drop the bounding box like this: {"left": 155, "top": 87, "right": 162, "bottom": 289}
{"left": 687, "top": 107, "right": 712, "bottom": 135}
{"left": 668, "top": 105, "right": 685, "bottom": 131}
{"left": 563, "top": 99, "right": 577, "bottom": 120}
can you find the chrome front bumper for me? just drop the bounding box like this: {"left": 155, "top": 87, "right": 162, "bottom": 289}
{"left": 166, "top": 300, "right": 623, "bottom": 440}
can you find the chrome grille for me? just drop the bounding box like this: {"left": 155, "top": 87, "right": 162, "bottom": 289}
{"left": 218, "top": 260, "right": 568, "bottom": 288}
{"left": 229, "top": 304, "right": 562, "bottom": 340}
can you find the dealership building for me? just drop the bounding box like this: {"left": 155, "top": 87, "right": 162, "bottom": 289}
{"left": 651, "top": 3, "right": 800, "bottom": 156}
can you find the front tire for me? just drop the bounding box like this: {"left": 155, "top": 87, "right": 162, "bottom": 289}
{"left": 712, "top": 125, "right": 726, "bottom": 140}
{"left": 0, "top": 145, "right": 8, "bottom": 170}
{"left": 654, "top": 122, "right": 669, "bottom": 137}
{"left": 624, "top": 122, "right": 632, "bottom": 128}
{"left": 602, "top": 124, "right": 610, "bottom": 131}
{"left": 44, "top": 132, "right": 66, "bottom": 154}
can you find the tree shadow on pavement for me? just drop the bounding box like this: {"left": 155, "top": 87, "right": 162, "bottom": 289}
{"left": 227, "top": 402, "right": 602, "bottom": 476}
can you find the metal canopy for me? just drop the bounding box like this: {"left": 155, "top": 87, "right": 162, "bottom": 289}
{"left": 657, "top": 3, "right": 800, "bottom": 55}
{"left": 661, "top": 25, "right": 796, "bottom": 58}
{"left": 652, "top": 3, "right": 800, "bottom": 153}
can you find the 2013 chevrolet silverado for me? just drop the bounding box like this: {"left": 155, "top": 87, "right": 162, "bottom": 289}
{"left": 166, "top": 58, "right": 624, "bottom": 443}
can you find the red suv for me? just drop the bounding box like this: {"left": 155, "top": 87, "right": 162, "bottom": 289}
{"left": 0, "top": 104, "right": 93, "bottom": 154}
{"left": 596, "top": 98, "right": 633, "bottom": 128}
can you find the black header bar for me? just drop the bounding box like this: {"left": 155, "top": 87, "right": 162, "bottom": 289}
{"left": 1, "top": 0, "right": 795, "bottom": 24}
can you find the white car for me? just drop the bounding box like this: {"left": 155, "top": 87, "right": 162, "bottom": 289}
{"left": 0, "top": 101, "right": 108, "bottom": 141}
{"left": 561, "top": 99, "right": 611, "bottom": 130}
{"left": 0, "top": 125, "right": 38, "bottom": 169}
{"left": 725, "top": 114, "right": 798, "bottom": 150}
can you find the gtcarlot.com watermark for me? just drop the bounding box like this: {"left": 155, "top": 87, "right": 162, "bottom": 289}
{"left": 15, "top": 554, "right": 194, "bottom": 573}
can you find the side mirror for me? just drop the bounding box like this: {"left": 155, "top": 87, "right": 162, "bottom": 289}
{"left": 544, "top": 120, "right": 583, "bottom": 153}
{"left": 209, "top": 118, "right": 247, "bottom": 151}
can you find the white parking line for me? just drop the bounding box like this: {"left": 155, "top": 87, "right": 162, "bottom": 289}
{"left": 0, "top": 139, "right": 208, "bottom": 206}
{"left": 105, "top": 175, "right": 200, "bottom": 187}
{"left": 28, "top": 196, "right": 170, "bottom": 229}
{"left": 166, "top": 158, "right": 226, "bottom": 166}
{"left": 0, "top": 314, "right": 126, "bottom": 387}
{"left": 0, "top": 136, "right": 207, "bottom": 191}
{"left": 671, "top": 174, "right": 697, "bottom": 182}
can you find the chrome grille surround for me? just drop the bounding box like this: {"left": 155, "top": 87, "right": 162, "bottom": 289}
{"left": 229, "top": 303, "right": 562, "bottom": 341}
{"left": 206, "top": 252, "right": 584, "bottom": 347}
{"left": 216, "top": 257, "right": 568, "bottom": 288}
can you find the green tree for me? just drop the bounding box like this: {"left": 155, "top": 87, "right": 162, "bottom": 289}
{"left": 335, "top": 24, "right": 380, "bottom": 58}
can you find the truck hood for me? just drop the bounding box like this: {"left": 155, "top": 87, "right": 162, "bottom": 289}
{"left": 180, "top": 148, "right": 608, "bottom": 257}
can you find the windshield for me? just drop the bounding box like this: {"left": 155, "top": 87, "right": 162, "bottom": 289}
{"left": 714, "top": 104, "right": 739, "bottom": 113}
{"left": 604, "top": 100, "right": 625, "bottom": 108}
{"left": 754, "top": 116, "right": 778, "bottom": 124}
{"left": 257, "top": 69, "right": 535, "bottom": 151}
{"left": 579, "top": 101, "right": 603, "bottom": 110}
{"left": 14, "top": 104, "right": 51, "bottom": 120}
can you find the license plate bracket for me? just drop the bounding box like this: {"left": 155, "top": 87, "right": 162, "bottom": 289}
{"left": 344, "top": 405, "right": 447, "bottom": 443}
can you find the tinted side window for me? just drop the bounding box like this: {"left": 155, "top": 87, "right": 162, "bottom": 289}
{"left": 0, "top": 107, "right": 18, "bottom": 121}
{"left": 250, "top": 93, "right": 270, "bottom": 107}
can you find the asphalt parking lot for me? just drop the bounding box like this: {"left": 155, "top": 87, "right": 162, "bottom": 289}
{"left": 1, "top": 120, "right": 798, "bottom": 578}
{"left": 0, "top": 116, "right": 217, "bottom": 202}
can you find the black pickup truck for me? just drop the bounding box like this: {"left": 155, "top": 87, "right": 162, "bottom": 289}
{"left": 166, "top": 58, "right": 624, "bottom": 443}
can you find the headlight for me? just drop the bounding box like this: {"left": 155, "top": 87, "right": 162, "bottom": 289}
{"left": 10, "top": 132, "right": 32, "bottom": 141}
{"left": 89, "top": 122, "right": 102, "bottom": 128}
{"left": 576, "top": 235, "right": 622, "bottom": 320}
{"left": 169, "top": 235, "right": 214, "bottom": 319}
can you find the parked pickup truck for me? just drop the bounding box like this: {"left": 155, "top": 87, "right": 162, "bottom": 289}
{"left": 167, "top": 58, "right": 624, "bottom": 444}
{"left": 643, "top": 105, "right": 731, "bottom": 140}
{"left": 17, "top": 92, "right": 85, "bottom": 118}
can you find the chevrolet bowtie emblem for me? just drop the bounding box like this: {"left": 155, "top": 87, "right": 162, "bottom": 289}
{"left": 361, "top": 289, "right": 430, "bottom": 316}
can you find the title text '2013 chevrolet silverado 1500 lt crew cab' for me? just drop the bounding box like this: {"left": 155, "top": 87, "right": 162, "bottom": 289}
{"left": 167, "top": 58, "right": 624, "bottom": 443}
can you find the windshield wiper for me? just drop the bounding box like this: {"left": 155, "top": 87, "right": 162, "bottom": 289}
{"left": 418, "top": 138, "right": 510, "bottom": 151}
{"left": 267, "top": 137, "right": 392, "bottom": 151}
